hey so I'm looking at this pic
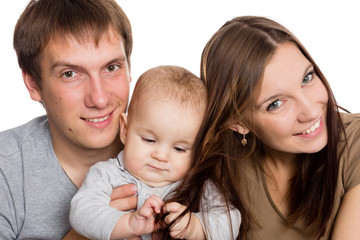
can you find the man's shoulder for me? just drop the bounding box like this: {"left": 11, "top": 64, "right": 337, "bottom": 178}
{"left": 0, "top": 116, "right": 49, "bottom": 158}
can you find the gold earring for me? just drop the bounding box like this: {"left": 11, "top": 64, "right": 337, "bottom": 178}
{"left": 241, "top": 134, "right": 247, "bottom": 146}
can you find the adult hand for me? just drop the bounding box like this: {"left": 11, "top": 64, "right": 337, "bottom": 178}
{"left": 62, "top": 184, "right": 137, "bottom": 240}
{"left": 110, "top": 183, "right": 138, "bottom": 211}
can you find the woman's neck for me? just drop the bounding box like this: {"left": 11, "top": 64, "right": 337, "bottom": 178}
{"left": 263, "top": 146, "right": 297, "bottom": 170}
{"left": 263, "top": 147, "right": 298, "bottom": 217}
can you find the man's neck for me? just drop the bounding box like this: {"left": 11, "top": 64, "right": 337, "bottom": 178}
{"left": 53, "top": 135, "right": 123, "bottom": 188}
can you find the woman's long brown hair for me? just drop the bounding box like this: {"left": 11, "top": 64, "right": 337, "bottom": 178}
{"left": 204, "top": 16, "right": 344, "bottom": 239}
{"left": 161, "top": 16, "right": 346, "bottom": 239}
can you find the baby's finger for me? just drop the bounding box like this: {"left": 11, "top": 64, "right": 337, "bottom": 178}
{"left": 164, "top": 204, "right": 187, "bottom": 224}
{"left": 148, "top": 195, "right": 164, "bottom": 213}
{"left": 164, "top": 202, "right": 185, "bottom": 213}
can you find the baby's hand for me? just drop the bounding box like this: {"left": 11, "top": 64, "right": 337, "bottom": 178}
{"left": 129, "top": 195, "right": 163, "bottom": 235}
{"left": 163, "top": 202, "right": 191, "bottom": 239}
{"left": 163, "top": 202, "right": 205, "bottom": 240}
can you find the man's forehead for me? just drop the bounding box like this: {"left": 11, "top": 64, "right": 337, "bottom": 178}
{"left": 46, "top": 27, "right": 122, "bottom": 49}
{"left": 40, "top": 29, "right": 127, "bottom": 71}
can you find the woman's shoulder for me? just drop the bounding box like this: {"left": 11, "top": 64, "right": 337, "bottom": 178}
{"left": 340, "top": 112, "right": 360, "bottom": 139}
{"left": 338, "top": 112, "right": 360, "bottom": 193}
{"left": 340, "top": 112, "right": 360, "bottom": 128}
{"left": 339, "top": 112, "right": 360, "bottom": 147}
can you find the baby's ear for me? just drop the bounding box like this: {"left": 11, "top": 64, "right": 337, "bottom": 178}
{"left": 119, "top": 113, "right": 128, "bottom": 144}
{"left": 229, "top": 122, "right": 250, "bottom": 135}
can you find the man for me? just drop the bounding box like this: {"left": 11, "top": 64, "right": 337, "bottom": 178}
{"left": 0, "top": 0, "right": 136, "bottom": 239}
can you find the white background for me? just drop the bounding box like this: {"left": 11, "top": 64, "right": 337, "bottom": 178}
{"left": 1, "top": 0, "right": 359, "bottom": 131}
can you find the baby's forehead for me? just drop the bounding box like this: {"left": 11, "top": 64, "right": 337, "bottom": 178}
{"left": 130, "top": 97, "right": 203, "bottom": 133}
{"left": 141, "top": 93, "right": 204, "bottom": 111}
{"left": 130, "top": 87, "right": 205, "bottom": 114}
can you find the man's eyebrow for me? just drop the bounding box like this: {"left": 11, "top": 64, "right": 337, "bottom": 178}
{"left": 51, "top": 62, "right": 81, "bottom": 70}
{"left": 103, "top": 56, "right": 127, "bottom": 67}
{"left": 51, "top": 56, "right": 127, "bottom": 70}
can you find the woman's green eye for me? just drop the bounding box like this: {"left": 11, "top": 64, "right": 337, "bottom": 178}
{"left": 267, "top": 99, "right": 283, "bottom": 111}
{"left": 302, "top": 72, "right": 314, "bottom": 85}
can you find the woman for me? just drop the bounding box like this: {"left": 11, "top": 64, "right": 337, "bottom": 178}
{"left": 166, "top": 16, "right": 360, "bottom": 239}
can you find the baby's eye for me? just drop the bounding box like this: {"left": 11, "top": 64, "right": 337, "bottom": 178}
{"left": 141, "top": 137, "right": 156, "bottom": 144}
{"left": 302, "top": 72, "right": 314, "bottom": 86}
{"left": 173, "top": 146, "right": 187, "bottom": 153}
{"left": 267, "top": 99, "right": 283, "bottom": 111}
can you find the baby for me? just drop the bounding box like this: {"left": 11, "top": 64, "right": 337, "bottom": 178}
{"left": 70, "top": 65, "right": 241, "bottom": 239}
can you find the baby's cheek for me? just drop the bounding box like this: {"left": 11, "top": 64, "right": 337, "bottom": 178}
{"left": 123, "top": 157, "right": 142, "bottom": 174}
{"left": 173, "top": 165, "right": 190, "bottom": 180}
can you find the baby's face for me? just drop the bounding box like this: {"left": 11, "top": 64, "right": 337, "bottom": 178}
{"left": 122, "top": 98, "right": 204, "bottom": 187}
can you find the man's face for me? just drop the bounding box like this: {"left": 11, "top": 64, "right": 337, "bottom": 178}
{"left": 35, "top": 30, "right": 130, "bottom": 152}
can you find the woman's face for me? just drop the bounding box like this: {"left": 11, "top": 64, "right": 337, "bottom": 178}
{"left": 251, "top": 42, "right": 328, "bottom": 155}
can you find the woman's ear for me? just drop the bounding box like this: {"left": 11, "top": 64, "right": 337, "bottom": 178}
{"left": 23, "top": 71, "right": 42, "bottom": 102}
{"left": 119, "top": 113, "right": 128, "bottom": 145}
{"left": 229, "top": 122, "right": 250, "bottom": 135}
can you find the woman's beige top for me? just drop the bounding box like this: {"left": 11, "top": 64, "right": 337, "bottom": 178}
{"left": 241, "top": 113, "right": 360, "bottom": 240}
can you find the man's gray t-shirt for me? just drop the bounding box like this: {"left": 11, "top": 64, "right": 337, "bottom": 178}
{"left": 0, "top": 116, "right": 78, "bottom": 239}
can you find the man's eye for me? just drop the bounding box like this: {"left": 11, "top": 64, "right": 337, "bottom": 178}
{"left": 63, "top": 71, "right": 77, "bottom": 78}
{"left": 106, "top": 65, "right": 119, "bottom": 72}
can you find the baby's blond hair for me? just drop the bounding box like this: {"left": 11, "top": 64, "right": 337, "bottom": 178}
{"left": 128, "top": 65, "right": 206, "bottom": 116}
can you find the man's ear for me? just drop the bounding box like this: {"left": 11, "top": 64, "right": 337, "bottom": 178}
{"left": 23, "top": 71, "right": 42, "bottom": 102}
{"left": 229, "top": 122, "right": 250, "bottom": 135}
{"left": 119, "top": 113, "right": 128, "bottom": 145}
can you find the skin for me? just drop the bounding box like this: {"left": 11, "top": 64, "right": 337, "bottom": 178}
{"left": 23, "top": 29, "right": 130, "bottom": 186}
{"left": 164, "top": 202, "right": 205, "bottom": 239}
{"left": 253, "top": 42, "right": 329, "bottom": 216}
{"left": 109, "top": 98, "right": 206, "bottom": 239}
{"left": 121, "top": 100, "right": 200, "bottom": 187}
{"left": 253, "top": 43, "right": 328, "bottom": 156}
{"left": 63, "top": 186, "right": 137, "bottom": 240}
{"left": 233, "top": 42, "right": 328, "bottom": 216}
{"left": 233, "top": 42, "right": 360, "bottom": 238}
{"left": 23, "top": 29, "right": 137, "bottom": 239}
{"left": 331, "top": 184, "right": 360, "bottom": 239}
